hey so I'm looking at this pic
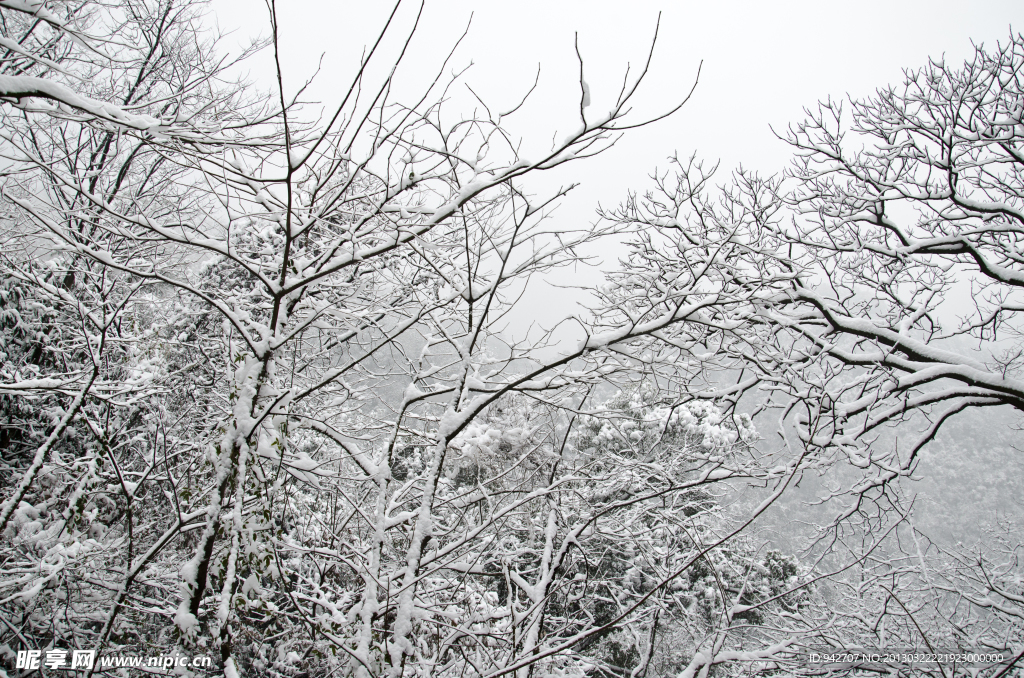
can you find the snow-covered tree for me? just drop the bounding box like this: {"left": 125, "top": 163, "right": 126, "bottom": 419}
{"left": 8, "top": 4, "right": 1023, "bottom": 678}
{"left": 587, "top": 32, "right": 1024, "bottom": 677}
{"left": 2, "top": 3, "right": 784, "bottom": 677}
{"left": 604, "top": 32, "right": 1024, "bottom": 532}
{"left": 775, "top": 33, "right": 1024, "bottom": 483}
{"left": 0, "top": 0, "right": 267, "bottom": 141}
{"left": 0, "top": 1, "right": 268, "bottom": 673}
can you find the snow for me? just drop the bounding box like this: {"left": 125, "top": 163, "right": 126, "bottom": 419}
{"left": 288, "top": 148, "right": 309, "bottom": 169}
{"left": 2, "top": 14, "right": 1020, "bottom": 675}
{"left": 0, "top": 0, "right": 62, "bottom": 25}
{"left": 678, "top": 639, "right": 794, "bottom": 678}
{"left": 0, "top": 75, "right": 164, "bottom": 130}
{"left": 460, "top": 280, "right": 492, "bottom": 302}
{"left": 403, "top": 382, "right": 424, "bottom": 402}
{"left": 0, "top": 377, "right": 67, "bottom": 392}
{"left": 173, "top": 604, "right": 199, "bottom": 639}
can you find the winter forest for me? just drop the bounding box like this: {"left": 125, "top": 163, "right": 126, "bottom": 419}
{"left": 1, "top": 0, "right": 1024, "bottom": 676}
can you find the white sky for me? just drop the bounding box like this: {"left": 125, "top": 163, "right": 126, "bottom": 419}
{"left": 210, "top": 0, "right": 1024, "bottom": 203}
{"left": 208, "top": 0, "right": 1024, "bottom": 334}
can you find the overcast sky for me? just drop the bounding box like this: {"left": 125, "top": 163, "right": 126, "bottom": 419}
{"left": 208, "top": 0, "right": 1024, "bottom": 334}
{"left": 210, "top": 0, "right": 1024, "bottom": 205}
